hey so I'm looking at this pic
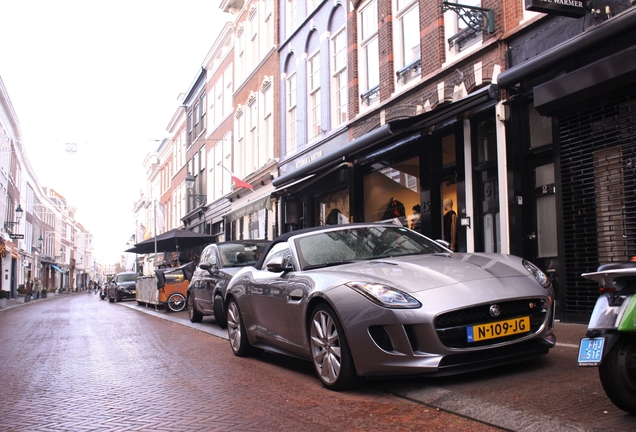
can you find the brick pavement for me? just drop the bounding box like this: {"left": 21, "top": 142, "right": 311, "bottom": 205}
{"left": 123, "top": 301, "right": 636, "bottom": 432}
{"left": 0, "top": 294, "right": 500, "bottom": 431}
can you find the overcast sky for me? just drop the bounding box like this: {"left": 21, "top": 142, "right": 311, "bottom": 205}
{"left": 0, "top": 0, "right": 231, "bottom": 263}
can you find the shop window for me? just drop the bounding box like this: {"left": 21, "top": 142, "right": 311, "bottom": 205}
{"left": 211, "top": 221, "right": 224, "bottom": 239}
{"left": 536, "top": 164, "right": 557, "bottom": 258}
{"left": 317, "top": 189, "right": 350, "bottom": 226}
{"left": 474, "top": 119, "right": 500, "bottom": 252}
{"left": 249, "top": 208, "right": 267, "bottom": 239}
{"left": 363, "top": 157, "right": 420, "bottom": 228}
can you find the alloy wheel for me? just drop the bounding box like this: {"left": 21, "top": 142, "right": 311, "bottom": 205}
{"left": 310, "top": 309, "right": 342, "bottom": 385}
{"left": 227, "top": 300, "right": 242, "bottom": 353}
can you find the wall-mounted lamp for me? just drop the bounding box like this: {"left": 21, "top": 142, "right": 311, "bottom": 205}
{"left": 4, "top": 204, "right": 23, "bottom": 231}
{"left": 55, "top": 247, "right": 63, "bottom": 260}
{"left": 185, "top": 172, "right": 207, "bottom": 205}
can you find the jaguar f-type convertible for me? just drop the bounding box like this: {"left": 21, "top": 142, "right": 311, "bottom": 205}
{"left": 224, "top": 223, "right": 556, "bottom": 390}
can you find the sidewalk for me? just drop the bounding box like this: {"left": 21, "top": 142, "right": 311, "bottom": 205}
{"left": 0, "top": 291, "right": 79, "bottom": 312}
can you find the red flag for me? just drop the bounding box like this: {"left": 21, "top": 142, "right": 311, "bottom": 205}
{"left": 222, "top": 165, "right": 253, "bottom": 190}
{"left": 231, "top": 175, "right": 253, "bottom": 190}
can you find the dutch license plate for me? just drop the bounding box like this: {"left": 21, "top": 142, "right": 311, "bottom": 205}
{"left": 467, "top": 316, "right": 530, "bottom": 342}
{"left": 578, "top": 337, "right": 604, "bottom": 366}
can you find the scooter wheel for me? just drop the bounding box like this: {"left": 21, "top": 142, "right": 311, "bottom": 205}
{"left": 599, "top": 336, "right": 636, "bottom": 414}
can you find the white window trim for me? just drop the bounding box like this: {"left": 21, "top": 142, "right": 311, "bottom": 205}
{"left": 358, "top": 0, "right": 380, "bottom": 112}
{"left": 331, "top": 26, "right": 347, "bottom": 128}
{"left": 393, "top": 0, "right": 421, "bottom": 92}
{"left": 442, "top": 1, "right": 483, "bottom": 68}
{"left": 307, "top": 50, "right": 321, "bottom": 142}
{"left": 286, "top": 71, "right": 298, "bottom": 156}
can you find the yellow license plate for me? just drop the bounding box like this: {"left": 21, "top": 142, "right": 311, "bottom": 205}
{"left": 131, "top": 290, "right": 136, "bottom": 294}
{"left": 467, "top": 316, "right": 530, "bottom": 342}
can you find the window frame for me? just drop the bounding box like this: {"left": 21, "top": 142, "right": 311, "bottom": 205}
{"left": 331, "top": 26, "right": 347, "bottom": 128}
{"left": 358, "top": 0, "right": 380, "bottom": 108}
{"left": 393, "top": 0, "right": 421, "bottom": 87}
{"left": 307, "top": 50, "right": 321, "bottom": 142}
{"left": 286, "top": 72, "right": 298, "bottom": 155}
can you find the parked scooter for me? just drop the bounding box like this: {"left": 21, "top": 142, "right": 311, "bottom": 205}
{"left": 578, "top": 260, "right": 636, "bottom": 414}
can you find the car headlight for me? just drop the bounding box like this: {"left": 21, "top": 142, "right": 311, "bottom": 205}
{"left": 346, "top": 282, "right": 421, "bottom": 309}
{"left": 523, "top": 259, "right": 551, "bottom": 289}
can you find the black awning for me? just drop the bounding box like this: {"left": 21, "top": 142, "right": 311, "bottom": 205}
{"left": 272, "top": 84, "right": 498, "bottom": 189}
{"left": 534, "top": 45, "right": 636, "bottom": 115}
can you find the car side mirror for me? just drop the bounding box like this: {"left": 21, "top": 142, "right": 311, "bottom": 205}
{"left": 199, "top": 261, "right": 219, "bottom": 275}
{"left": 266, "top": 255, "right": 293, "bottom": 273}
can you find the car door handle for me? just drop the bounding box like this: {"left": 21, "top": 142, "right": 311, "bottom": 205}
{"left": 289, "top": 288, "right": 304, "bottom": 302}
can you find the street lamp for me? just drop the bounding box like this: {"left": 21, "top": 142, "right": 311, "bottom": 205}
{"left": 55, "top": 247, "right": 63, "bottom": 260}
{"left": 4, "top": 204, "right": 23, "bottom": 231}
{"left": 185, "top": 173, "right": 206, "bottom": 205}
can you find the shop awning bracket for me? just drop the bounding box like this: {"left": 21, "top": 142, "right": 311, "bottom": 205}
{"left": 441, "top": 2, "right": 495, "bottom": 38}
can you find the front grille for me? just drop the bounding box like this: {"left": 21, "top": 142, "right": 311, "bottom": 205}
{"left": 434, "top": 298, "right": 548, "bottom": 348}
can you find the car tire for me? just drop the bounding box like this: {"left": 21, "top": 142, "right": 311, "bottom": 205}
{"left": 227, "top": 297, "right": 262, "bottom": 357}
{"left": 309, "top": 303, "right": 358, "bottom": 391}
{"left": 599, "top": 336, "right": 636, "bottom": 414}
{"left": 188, "top": 294, "right": 203, "bottom": 323}
{"left": 108, "top": 294, "right": 114, "bottom": 303}
{"left": 213, "top": 294, "right": 228, "bottom": 329}
{"left": 166, "top": 293, "right": 187, "bottom": 313}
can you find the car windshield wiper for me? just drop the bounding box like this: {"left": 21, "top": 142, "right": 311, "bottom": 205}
{"left": 303, "top": 260, "right": 358, "bottom": 270}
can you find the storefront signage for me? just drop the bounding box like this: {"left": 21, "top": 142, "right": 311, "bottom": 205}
{"left": 295, "top": 150, "right": 323, "bottom": 169}
{"left": 224, "top": 196, "right": 271, "bottom": 222}
{"left": 9, "top": 234, "right": 24, "bottom": 239}
{"left": 525, "top": 0, "right": 587, "bottom": 18}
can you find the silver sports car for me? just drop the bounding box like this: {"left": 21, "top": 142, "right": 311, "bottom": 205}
{"left": 224, "top": 223, "right": 556, "bottom": 391}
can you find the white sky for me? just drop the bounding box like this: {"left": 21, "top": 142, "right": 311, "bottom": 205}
{"left": 0, "top": 0, "right": 231, "bottom": 263}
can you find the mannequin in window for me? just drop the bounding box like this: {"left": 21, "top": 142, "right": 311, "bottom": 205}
{"left": 326, "top": 208, "right": 342, "bottom": 225}
{"left": 381, "top": 197, "right": 407, "bottom": 226}
{"left": 443, "top": 199, "right": 457, "bottom": 251}
{"left": 410, "top": 204, "right": 421, "bottom": 231}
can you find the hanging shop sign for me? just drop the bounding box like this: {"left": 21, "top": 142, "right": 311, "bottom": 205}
{"left": 525, "top": 0, "right": 587, "bottom": 18}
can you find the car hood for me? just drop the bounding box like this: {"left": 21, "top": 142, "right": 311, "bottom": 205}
{"left": 116, "top": 281, "right": 136, "bottom": 288}
{"left": 319, "top": 253, "right": 541, "bottom": 294}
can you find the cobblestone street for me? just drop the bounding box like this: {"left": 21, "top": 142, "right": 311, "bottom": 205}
{"left": 0, "top": 294, "right": 498, "bottom": 431}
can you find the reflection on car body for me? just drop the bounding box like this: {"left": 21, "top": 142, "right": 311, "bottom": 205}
{"left": 187, "top": 240, "right": 270, "bottom": 328}
{"left": 223, "top": 223, "right": 557, "bottom": 391}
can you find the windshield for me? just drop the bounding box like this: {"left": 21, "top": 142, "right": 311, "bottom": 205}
{"left": 218, "top": 242, "right": 270, "bottom": 267}
{"left": 116, "top": 273, "right": 137, "bottom": 282}
{"left": 294, "top": 226, "right": 448, "bottom": 270}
